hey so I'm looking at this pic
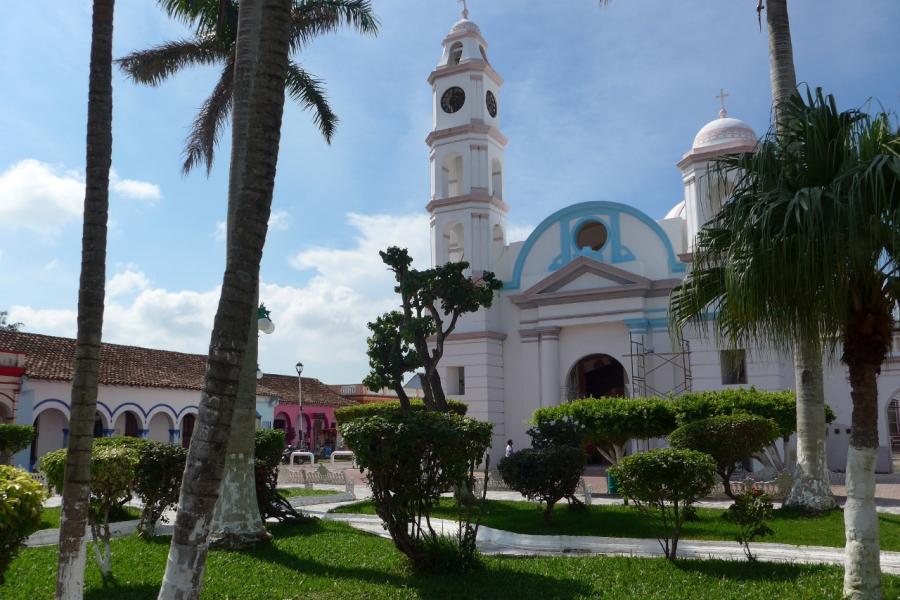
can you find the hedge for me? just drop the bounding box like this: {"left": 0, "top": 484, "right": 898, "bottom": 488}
{"left": 335, "top": 398, "right": 468, "bottom": 424}
{"left": 0, "top": 465, "right": 44, "bottom": 584}
{"left": 0, "top": 425, "right": 35, "bottom": 464}
{"left": 498, "top": 446, "right": 586, "bottom": 521}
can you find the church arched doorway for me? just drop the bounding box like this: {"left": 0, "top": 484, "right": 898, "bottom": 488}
{"left": 566, "top": 354, "right": 628, "bottom": 400}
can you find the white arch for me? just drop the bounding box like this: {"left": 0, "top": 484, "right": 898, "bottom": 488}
{"left": 147, "top": 412, "right": 175, "bottom": 443}
{"left": 114, "top": 410, "right": 143, "bottom": 437}
{"left": 441, "top": 153, "right": 464, "bottom": 198}
{"left": 0, "top": 396, "right": 13, "bottom": 423}
{"left": 443, "top": 221, "right": 465, "bottom": 263}
{"left": 491, "top": 158, "right": 503, "bottom": 200}
{"left": 33, "top": 407, "right": 68, "bottom": 460}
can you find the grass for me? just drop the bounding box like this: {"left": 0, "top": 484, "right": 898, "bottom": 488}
{"left": 334, "top": 498, "right": 900, "bottom": 551}
{"left": 38, "top": 505, "right": 142, "bottom": 530}
{"left": 4, "top": 519, "right": 898, "bottom": 599}
{"left": 277, "top": 487, "right": 344, "bottom": 499}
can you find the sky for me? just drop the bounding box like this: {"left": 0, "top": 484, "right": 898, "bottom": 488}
{"left": 1, "top": 0, "right": 898, "bottom": 384}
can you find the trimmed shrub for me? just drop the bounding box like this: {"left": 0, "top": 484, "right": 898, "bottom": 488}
{"left": 724, "top": 487, "right": 775, "bottom": 561}
{"left": 531, "top": 397, "right": 677, "bottom": 464}
{"left": 610, "top": 448, "right": 716, "bottom": 560}
{"left": 335, "top": 398, "right": 467, "bottom": 424}
{"left": 0, "top": 465, "right": 44, "bottom": 584}
{"left": 0, "top": 425, "right": 35, "bottom": 464}
{"left": 669, "top": 414, "right": 780, "bottom": 499}
{"left": 133, "top": 441, "right": 186, "bottom": 537}
{"left": 498, "top": 446, "right": 586, "bottom": 521}
{"left": 341, "top": 410, "right": 491, "bottom": 572}
{"left": 255, "top": 428, "right": 302, "bottom": 522}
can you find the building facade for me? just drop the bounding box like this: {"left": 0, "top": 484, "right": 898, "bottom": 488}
{"left": 423, "top": 13, "right": 900, "bottom": 471}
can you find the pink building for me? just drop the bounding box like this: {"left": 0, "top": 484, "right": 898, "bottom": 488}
{"left": 257, "top": 374, "right": 355, "bottom": 454}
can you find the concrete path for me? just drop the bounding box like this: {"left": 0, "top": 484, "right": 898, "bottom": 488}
{"left": 319, "top": 511, "right": 900, "bottom": 575}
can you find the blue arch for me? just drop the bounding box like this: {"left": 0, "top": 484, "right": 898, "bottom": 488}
{"left": 33, "top": 398, "right": 71, "bottom": 418}
{"left": 96, "top": 401, "right": 114, "bottom": 420}
{"left": 145, "top": 403, "right": 178, "bottom": 422}
{"left": 176, "top": 405, "right": 199, "bottom": 420}
{"left": 109, "top": 402, "right": 149, "bottom": 424}
{"left": 504, "top": 201, "right": 685, "bottom": 290}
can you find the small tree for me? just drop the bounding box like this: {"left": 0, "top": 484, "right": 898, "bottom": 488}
{"left": 132, "top": 441, "right": 186, "bottom": 537}
{"left": 498, "top": 446, "right": 586, "bottom": 521}
{"left": 254, "top": 428, "right": 304, "bottom": 522}
{"left": 0, "top": 425, "right": 34, "bottom": 465}
{"left": 0, "top": 311, "right": 22, "bottom": 332}
{"left": 364, "top": 247, "right": 501, "bottom": 411}
{"left": 669, "top": 414, "right": 780, "bottom": 499}
{"left": 610, "top": 448, "right": 716, "bottom": 560}
{"left": 532, "top": 397, "right": 677, "bottom": 464}
{"left": 0, "top": 465, "right": 44, "bottom": 584}
{"left": 724, "top": 487, "right": 775, "bottom": 561}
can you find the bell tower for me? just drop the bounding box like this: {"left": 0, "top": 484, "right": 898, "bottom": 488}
{"left": 426, "top": 8, "right": 507, "bottom": 274}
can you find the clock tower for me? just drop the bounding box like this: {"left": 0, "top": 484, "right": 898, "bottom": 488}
{"left": 426, "top": 10, "right": 507, "bottom": 275}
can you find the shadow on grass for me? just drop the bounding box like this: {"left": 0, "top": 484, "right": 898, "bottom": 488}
{"left": 674, "top": 558, "right": 831, "bottom": 583}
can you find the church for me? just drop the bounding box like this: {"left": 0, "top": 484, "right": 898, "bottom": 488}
{"left": 422, "top": 11, "right": 900, "bottom": 471}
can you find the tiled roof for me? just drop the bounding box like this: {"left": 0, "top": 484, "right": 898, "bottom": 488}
{"left": 258, "top": 374, "right": 354, "bottom": 408}
{"left": 0, "top": 330, "right": 352, "bottom": 407}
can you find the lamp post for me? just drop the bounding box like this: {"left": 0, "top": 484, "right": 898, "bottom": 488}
{"left": 295, "top": 361, "right": 304, "bottom": 450}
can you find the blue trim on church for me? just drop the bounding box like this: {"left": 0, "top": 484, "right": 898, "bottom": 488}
{"left": 503, "top": 201, "right": 685, "bottom": 290}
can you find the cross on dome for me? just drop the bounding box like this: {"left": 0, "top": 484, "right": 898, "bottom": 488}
{"left": 457, "top": 0, "right": 469, "bottom": 19}
{"left": 716, "top": 88, "right": 730, "bottom": 118}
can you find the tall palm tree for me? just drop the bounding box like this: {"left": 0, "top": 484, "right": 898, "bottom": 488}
{"left": 54, "top": 2, "right": 115, "bottom": 599}
{"left": 157, "top": 0, "right": 296, "bottom": 595}
{"left": 671, "top": 89, "right": 899, "bottom": 600}
{"left": 117, "top": 0, "right": 377, "bottom": 174}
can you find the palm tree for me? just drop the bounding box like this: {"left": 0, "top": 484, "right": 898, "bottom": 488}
{"left": 54, "top": 2, "right": 115, "bottom": 599}
{"left": 671, "top": 89, "right": 899, "bottom": 600}
{"left": 157, "top": 0, "right": 294, "bottom": 596}
{"left": 117, "top": 0, "right": 377, "bottom": 174}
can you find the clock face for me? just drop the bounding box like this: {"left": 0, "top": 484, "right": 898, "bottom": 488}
{"left": 440, "top": 86, "right": 466, "bottom": 114}
{"left": 486, "top": 90, "right": 498, "bottom": 118}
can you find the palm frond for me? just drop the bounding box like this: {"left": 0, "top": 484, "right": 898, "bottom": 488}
{"left": 157, "top": 0, "right": 238, "bottom": 40}
{"left": 116, "top": 37, "right": 229, "bottom": 86}
{"left": 182, "top": 58, "right": 234, "bottom": 175}
{"left": 286, "top": 62, "right": 337, "bottom": 144}
{"left": 289, "top": 0, "right": 379, "bottom": 53}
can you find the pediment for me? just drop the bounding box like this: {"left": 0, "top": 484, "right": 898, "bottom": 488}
{"left": 508, "top": 257, "right": 679, "bottom": 308}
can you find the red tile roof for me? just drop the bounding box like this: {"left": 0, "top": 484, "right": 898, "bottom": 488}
{"left": 0, "top": 330, "right": 352, "bottom": 407}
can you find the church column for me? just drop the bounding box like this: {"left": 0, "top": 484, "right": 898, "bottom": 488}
{"left": 539, "top": 327, "right": 562, "bottom": 407}
{"left": 520, "top": 331, "right": 541, "bottom": 406}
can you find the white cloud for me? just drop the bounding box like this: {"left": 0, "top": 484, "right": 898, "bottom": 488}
{"left": 506, "top": 222, "right": 534, "bottom": 243}
{"left": 108, "top": 267, "right": 150, "bottom": 298}
{"left": 213, "top": 220, "right": 226, "bottom": 241}
{"left": 0, "top": 160, "right": 161, "bottom": 236}
{"left": 10, "top": 212, "right": 432, "bottom": 382}
{"left": 268, "top": 210, "right": 291, "bottom": 231}
{"left": 110, "top": 170, "right": 161, "bottom": 202}
{"left": 42, "top": 259, "right": 61, "bottom": 271}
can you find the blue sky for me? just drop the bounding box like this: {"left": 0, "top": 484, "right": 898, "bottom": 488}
{"left": 1, "top": 0, "right": 898, "bottom": 383}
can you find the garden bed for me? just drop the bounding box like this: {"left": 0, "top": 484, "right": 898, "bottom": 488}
{"left": 4, "top": 520, "right": 898, "bottom": 599}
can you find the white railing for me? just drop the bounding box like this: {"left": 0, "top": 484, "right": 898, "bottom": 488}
{"left": 288, "top": 451, "right": 315, "bottom": 465}
{"left": 330, "top": 450, "right": 355, "bottom": 465}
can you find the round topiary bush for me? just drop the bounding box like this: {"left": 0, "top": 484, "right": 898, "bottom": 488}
{"left": 498, "top": 446, "right": 586, "bottom": 521}
{"left": 610, "top": 448, "right": 716, "bottom": 560}
{"left": 669, "top": 414, "right": 780, "bottom": 499}
{"left": 132, "top": 440, "right": 186, "bottom": 537}
{"left": 0, "top": 425, "right": 35, "bottom": 465}
{"left": 0, "top": 465, "right": 45, "bottom": 583}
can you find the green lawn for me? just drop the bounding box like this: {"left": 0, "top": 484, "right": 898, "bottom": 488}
{"left": 4, "top": 520, "right": 898, "bottom": 600}
{"left": 335, "top": 498, "right": 900, "bottom": 551}
{"left": 277, "top": 487, "right": 344, "bottom": 499}
{"left": 38, "top": 505, "right": 142, "bottom": 530}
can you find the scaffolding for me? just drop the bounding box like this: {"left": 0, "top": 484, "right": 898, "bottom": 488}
{"left": 627, "top": 333, "right": 692, "bottom": 398}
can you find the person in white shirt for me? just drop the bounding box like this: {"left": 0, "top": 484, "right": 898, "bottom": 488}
{"left": 505, "top": 439, "right": 514, "bottom": 458}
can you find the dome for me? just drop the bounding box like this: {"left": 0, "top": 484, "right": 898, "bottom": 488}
{"left": 692, "top": 111, "right": 757, "bottom": 151}
{"left": 665, "top": 199, "right": 686, "bottom": 220}
{"left": 450, "top": 17, "right": 481, "bottom": 35}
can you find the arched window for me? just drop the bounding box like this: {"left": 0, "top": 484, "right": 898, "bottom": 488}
{"left": 575, "top": 221, "right": 608, "bottom": 251}
{"left": 450, "top": 42, "right": 463, "bottom": 65}
{"left": 445, "top": 222, "right": 465, "bottom": 263}
{"left": 491, "top": 159, "right": 503, "bottom": 199}
{"left": 442, "top": 154, "right": 463, "bottom": 198}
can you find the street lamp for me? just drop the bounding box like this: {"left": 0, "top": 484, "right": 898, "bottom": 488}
{"left": 257, "top": 304, "right": 275, "bottom": 334}
{"left": 295, "top": 361, "right": 304, "bottom": 450}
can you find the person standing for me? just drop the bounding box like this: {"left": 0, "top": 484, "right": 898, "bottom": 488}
{"left": 505, "top": 439, "right": 514, "bottom": 458}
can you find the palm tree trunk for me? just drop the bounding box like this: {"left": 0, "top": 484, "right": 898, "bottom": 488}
{"left": 785, "top": 338, "right": 836, "bottom": 511}
{"left": 843, "top": 360, "right": 882, "bottom": 600}
{"left": 765, "top": 0, "right": 797, "bottom": 126}
{"left": 209, "top": 290, "right": 270, "bottom": 549}
{"left": 157, "top": 0, "right": 291, "bottom": 597}
{"left": 55, "top": 1, "right": 114, "bottom": 598}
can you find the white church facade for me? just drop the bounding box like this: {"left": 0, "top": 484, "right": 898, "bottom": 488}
{"left": 423, "top": 13, "right": 900, "bottom": 471}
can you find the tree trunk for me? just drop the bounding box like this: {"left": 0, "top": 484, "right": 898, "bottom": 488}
{"left": 785, "top": 338, "right": 836, "bottom": 511}
{"left": 209, "top": 291, "right": 271, "bottom": 549}
{"left": 843, "top": 360, "right": 882, "bottom": 599}
{"left": 157, "top": 1, "right": 291, "bottom": 597}
{"left": 765, "top": 0, "right": 797, "bottom": 128}
{"left": 55, "top": 2, "right": 114, "bottom": 598}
